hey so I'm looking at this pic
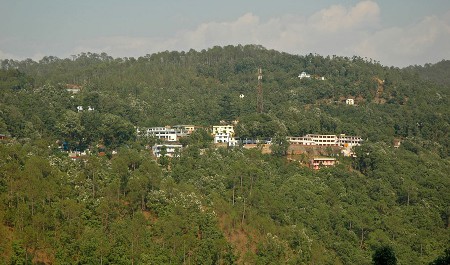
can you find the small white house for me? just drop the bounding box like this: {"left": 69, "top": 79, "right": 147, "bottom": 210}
{"left": 298, "top": 72, "right": 311, "bottom": 79}
{"left": 346, "top": 98, "right": 355, "bottom": 105}
{"left": 152, "top": 144, "right": 182, "bottom": 157}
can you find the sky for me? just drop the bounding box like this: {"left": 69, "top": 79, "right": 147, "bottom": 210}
{"left": 1, "top": 0, "right": 449, "bottom": 67}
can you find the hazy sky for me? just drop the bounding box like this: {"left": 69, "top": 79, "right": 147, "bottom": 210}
{"left": 1, "top": 0, "right": 449, "bottom": 67}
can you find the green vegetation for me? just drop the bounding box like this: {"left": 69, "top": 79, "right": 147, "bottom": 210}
{"left": 0, "top": 45, "right": 449, "bottom": 264}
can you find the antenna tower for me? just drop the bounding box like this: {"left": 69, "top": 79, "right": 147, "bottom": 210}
{"left": 257, "top": 67, "right": 263, "bottom": 113}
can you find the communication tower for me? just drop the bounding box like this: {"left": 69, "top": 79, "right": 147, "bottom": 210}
{"left": 257, "top": 67, "right": 263, "bottom": 113}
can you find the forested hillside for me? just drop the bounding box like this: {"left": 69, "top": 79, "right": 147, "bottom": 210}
{"left": 0, "top": 45, "right": 449, "bottom": 264}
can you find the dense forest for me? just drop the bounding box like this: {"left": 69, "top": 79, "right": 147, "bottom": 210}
{"left": 0, "top": 45, "right": 449, "bottom": 264}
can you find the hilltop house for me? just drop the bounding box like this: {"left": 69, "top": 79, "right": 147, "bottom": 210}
{"left": 66, "top": 84, "right": 82, "bottom": 94}
{"left": 298, "top": 72, "right": 311, "bottom": 79}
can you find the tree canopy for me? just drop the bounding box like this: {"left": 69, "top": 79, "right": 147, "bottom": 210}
{"left": 0, "top": 46, "right": 448, "bottom": 264}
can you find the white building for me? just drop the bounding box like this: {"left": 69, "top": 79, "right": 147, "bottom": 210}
{"left": 172, "top": 125, "right": 196, "bottom": 135}
{"left": 286, "top": 136, "right": 316, "bottom": 145}
{"left": 305, "top": 134, "right": 339, "bottom": 146}
{"left": 214, "top": 133, "right": 239, "bottom": 147}
{"left": 212, "top": 125, "right": 234, "bottom": 136}
{"left": 145, "top": 127, "right": 178, "bottom": 142}
{"left": 288, "top": 134, "right": 362, "bottom": 147}
{"left": 338, "top": 134, "right": 363, "bottom": 147}
{"left": 298, "top": 72, "right": 311, "bottom": 79}
{"left": 214, "top": 133, "right": 231, "bottom": 143}
{"left": 152, "top": 144, "right": 182, "bottom": 158}
{"left": 346, "top": 98, "right": 355, "bottom": 105}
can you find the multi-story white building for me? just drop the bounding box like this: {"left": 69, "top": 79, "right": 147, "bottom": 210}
{"left": 305, "top": 134, "right": 339, "bottom": 146}
{"left": 214, "top": 133, "right": 231, "bottom": 143}
{"left": 152, "top": 144, "right": 182, "bottom": 157}
{"left": 212, "top": 125, "right": 234, "bottom": 136}
{"left": 286, "top": 136, "right": 316, "bottom": 145}
{"left": 337, "top": 134, "right": 363, "bottom": 147}
{"left": 215, "top": 133, "right": 240, "bottom": 146}
{"left": 138, "top": 126, "right": 196, "bottom": 142}
{"left": 287, "top": 134, "right": 362, "bottom": 148}
{"left": 145, "top": 127, "right": 178, "bottom": 142}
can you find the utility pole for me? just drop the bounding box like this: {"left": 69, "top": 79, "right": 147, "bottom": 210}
{"left": 256, "top": 67, "right": 263, "bottom": 113}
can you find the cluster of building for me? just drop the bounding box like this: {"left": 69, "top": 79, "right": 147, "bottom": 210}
{"left": 137, "top": 125, "right": 194, "bottom": 142}
{"left": 138, "top": 124, "right": 363, "bottom": 170}
{"left": 286, "top": 134, "right": 363, "bottom": 169}
{"left": 137, "top": 124, "right": 240, "bottom": 157}
{"left": 136, "top": 125, "right": 195, "bottom": 157}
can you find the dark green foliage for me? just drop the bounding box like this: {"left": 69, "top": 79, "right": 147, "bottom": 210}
{"left": 0, "top": 46, "right": 448, "bottom": 264}
{"left": 429, "top": 248, "right": 450, "bottom": 265}
{"left": 182, "top": 128, "right": 213, "bottom": 148}
{"left": 270, "top": 132, "right": 289, "bottom": 157}
{"left": 219, "top": 95, "right": 237, "bottom": 122}
{"left": 0, "top": 69, "right": 33, "bottom": 90}
{"left": 372, "top": 246, "right": 397, "bottom": 265}
{"left": 405, "top": 60, "right": 450, "bottom": 87}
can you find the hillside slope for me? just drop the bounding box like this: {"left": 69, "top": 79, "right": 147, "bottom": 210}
{"left": 0, "top": 45, "right": 449, "bottom": 264}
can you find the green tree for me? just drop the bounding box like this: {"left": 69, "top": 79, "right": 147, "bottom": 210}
{"left": 372, "top": 246, "right": 397, "bottom": 265}
{"left": 429, "top": 248, "right": 450, "bottom": 265}
{"left": 270, "top": 132, "right": 289, "bottom": 157}
{"left": 56, "top": 110, "right": 84, "bottom": 150}
{"left": 219, "top": 94, "right": 236, "bottom": 122}
{"left": 99, "top": 113, "right": 135, "bottom": 148}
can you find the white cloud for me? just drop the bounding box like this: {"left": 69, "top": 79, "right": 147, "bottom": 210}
{"left": 354, "top": 11, "right": 450, "bottom": 66}
{"left": 308, "top": 0, "right": 380, "bottom": 32}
